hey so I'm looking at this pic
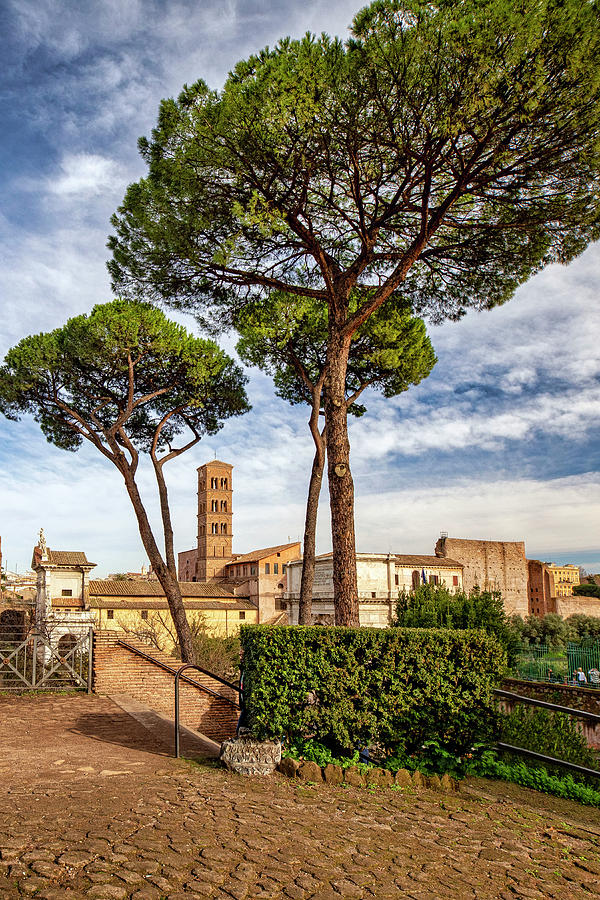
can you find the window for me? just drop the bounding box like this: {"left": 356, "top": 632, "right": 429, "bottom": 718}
{"left": 212, "top": 523, "right": 218, "bottom": 534}
{"left": 282, "top": 565, "right": 287, "bottom": 574}
{"left": 107, "top": 609, "right": 114, "bottom": 619}
{"left": 221, "top": 500, "right": 227, "bottom": 511}
{"left": 274, "top": 563, "right": 279, "bottom": 574}
{"left": 239, "top": 611, "right": 246, "bottom": 620}
{"left": 141, "top": 610, "right": 148, "bottom": 620}
{"left": 61, "top": 589, "right": 73, "bottom": 597}
{"left": 277, "top": 552, "right": 281, "bottom": 557}
{"left": 394, "top": 574, "right": 399, "bottom": 586}
{"left": 212, "top": 500, "right": 218, "bottom": 512}
{"left": 251, "top": 566, "right": 257, "bottom": 575}
{"left": 265, "top": 563, "right": 270, "bottom": 574}
{"left": 221, "top": 524, "right": 227, "bottom": 534}
{"left": 371, "top": 591, "right": 376, "bottom": 598}
{"left": 243, "top": 566, "right": 248, "bottom": 575}
{"left": 452, "top": 575, "right": 459, "bottom": 586}
{"left": 430, "top": 574, "right": 439, "bottom": 585}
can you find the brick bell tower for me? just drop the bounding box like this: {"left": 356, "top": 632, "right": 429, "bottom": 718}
{"left": 196, "top": 460, "right": 233, "bottom": 581}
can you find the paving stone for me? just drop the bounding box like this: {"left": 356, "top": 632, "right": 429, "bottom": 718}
{"left": 86, "top": 886, "right": 128, "bottom": 899}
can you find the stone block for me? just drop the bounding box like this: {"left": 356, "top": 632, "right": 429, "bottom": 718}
{"left": 297, "top": 761, "right": 323, "bottom": 782}
{"left": 219, "top": 735, "right": 281, "bottom": 776}
{"left": 278, "top": 757, "right": 300, "bottom": 778}
{"left": 412, "top": 770, "right": 426, "bottom": 789}
{"left": 323, "top": 763, "right": 343, "bottom": 785}
{"left": 394, "top": 768, "right": 412, "bottom": 788}
{"left": 440, "top": 773, "right": 459, "bottom": 792}
{"left": 427, "top": 774, "right": 443, "bottom": 791}
{"left": 379, "top": 769, "right": 393, "bottom": 788}
{"left": 343, "top": 766, "right": 366, "bottom": 787}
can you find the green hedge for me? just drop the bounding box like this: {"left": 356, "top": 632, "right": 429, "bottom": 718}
{"left": 239, "top": 625, "right": 506, "bottom": 758}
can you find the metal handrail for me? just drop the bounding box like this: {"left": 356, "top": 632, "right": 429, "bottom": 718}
{"left": 116, "top": 639, "right": 240, "bottom": 708}
{"left": 494, "top": 688, "right": 600, "bottom": 724}
{"left": 493, "top": 688, "right": 600, "bottom": 779}
{"left": 496, "top": 742, "right": 600, "bottom": 780}
{"left": 174, "top": 663, "right": 238, "bottom": 758}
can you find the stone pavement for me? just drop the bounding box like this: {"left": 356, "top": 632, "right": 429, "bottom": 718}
{"left": 0, "top": 693, "right": 599, "bottom": 899}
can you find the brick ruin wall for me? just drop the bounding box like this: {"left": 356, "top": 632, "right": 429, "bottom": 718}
{"left": 93, "top": 630, "right": 239, "bottom": 742}
{"left": 556, "top": 595, "right": 600, "bottom": 619}
{"left": 436, "top": 538, "right": 528, "bottom": 617}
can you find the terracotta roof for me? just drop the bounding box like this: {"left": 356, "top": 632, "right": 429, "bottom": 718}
{"left": 32, "top": 547, "right": 90, "bottom": 568}
{"left": 89, "top": 580, "right": 239, "bottom": 598}
{"left": 227, "top": 542, "right": 301, "bottom": 566}
{"left": 394, "top": 555, "right": 463, "bottom": 568}
{"left": 89, "top": 598, "right": 257, "bottom": 611}
{"left": 305, "top": 552, "right": 462, "bottom": 568}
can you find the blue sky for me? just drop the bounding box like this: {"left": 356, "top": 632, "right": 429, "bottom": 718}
{"left": 1, "top": 0, "right": 598, "bottom": 578}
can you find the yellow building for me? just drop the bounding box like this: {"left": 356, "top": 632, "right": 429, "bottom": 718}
{"left": 547, "top": 564, "right": 580, "bottom": 598}
{"left": 87, "top": 580, "right": 257, "bottom": 650}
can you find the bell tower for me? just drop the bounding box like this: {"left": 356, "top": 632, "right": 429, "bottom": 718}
{"left": 196, "top": 460, "right": 233, "bottom": 580}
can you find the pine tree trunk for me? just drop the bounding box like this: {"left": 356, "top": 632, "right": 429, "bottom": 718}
{"left": 298, "top": 444, "right": 325, "bottom": 625}
{"left": 120, "top": 466, "right": 196, "bottom": 662}
{"left": 324, "top": 334, "right": 360, "bottom": 627}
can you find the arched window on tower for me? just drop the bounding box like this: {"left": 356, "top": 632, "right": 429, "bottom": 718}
{"left": 212, "top": 500, "right": 218, "bottom": 512}
{"left": 221, "top": 500, "right": 227, "bottom": 511}
{"left": 212, "top": 523, "right": 218, "bottom": 534}
{"left": 221, "top": 477, "right": 228, "bottom": 489}
{"left": 221, "top": 524, "right": 227, "bottom": 534}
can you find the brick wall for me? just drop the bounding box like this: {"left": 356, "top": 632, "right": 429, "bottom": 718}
{"left": 93, "top": 631, "right": 239, "bottom": 742}
{"left": 436, "top": 537, "right": 528, "bottom": 617}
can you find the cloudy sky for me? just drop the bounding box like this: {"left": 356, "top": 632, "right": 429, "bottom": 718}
{"left": 1, "top": 0, "right": 598, "bottom": 578}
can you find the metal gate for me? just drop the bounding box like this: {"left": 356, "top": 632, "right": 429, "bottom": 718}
{"left": 0, "top": 627, "right": 93, "bottom": 692}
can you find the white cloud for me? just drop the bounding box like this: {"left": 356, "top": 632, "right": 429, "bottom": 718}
{"left": 47, "top": 153, "right": 123, "bottom": 198}
{"left": 355, "top": 472, "right": 600, "bottom": 561}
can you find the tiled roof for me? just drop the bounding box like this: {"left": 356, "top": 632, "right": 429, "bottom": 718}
{"left": 89, "top": 580, "right": 239, "bottom": 598}
{"left": 306, "top": 552, "right": 463, "bottom": 568}
{"left": 228, "top": 542, "right": 301, "bottom": 566}
{"left": 394, "top": 555, "right": 463, "bottom": 569}
{"left": 47, "top": 550, "right": 94, "bottom": 566}
{"left": 89, "top": 598, "right": 257, "bottom": 611}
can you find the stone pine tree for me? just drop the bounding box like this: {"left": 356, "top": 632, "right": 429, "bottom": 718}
{"left": 0, "top": 300, "right": 249, "bottom": 662}
{"left": 235, "top": 292, "right": 436, "bottom": 624}
{"left": 108, "top": 0, "right": 600, "bottom": 625}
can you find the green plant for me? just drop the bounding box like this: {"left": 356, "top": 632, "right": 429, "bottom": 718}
{"left": 394, "top": 584, "right": 520, "bottom": 666}
{"left": 500, "top": 706, "right": 598, "bottom": 772}
{"left": 481, "top": 756, "right": 600, "bottom": 808}
{"left": 240, "top": 624, "right": 505, "bottom": 760}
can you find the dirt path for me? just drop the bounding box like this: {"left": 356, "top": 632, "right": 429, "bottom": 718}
{"left": 0, "top": 693, "right": 599, "bottom": 899}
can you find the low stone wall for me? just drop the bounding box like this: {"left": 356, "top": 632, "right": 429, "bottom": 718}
{"left": 278, "top": 758, "right": 459, "bottom": 792}
{"left": 93, "top": 630, "right": 239, "bottom": 742}
{"left": 501, "top": 678, "right": 600, "bottom": 749}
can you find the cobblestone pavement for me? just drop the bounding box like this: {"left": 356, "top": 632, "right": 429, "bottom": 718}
{"left": 1, "top": 693, "right": 600, "bottom": 899}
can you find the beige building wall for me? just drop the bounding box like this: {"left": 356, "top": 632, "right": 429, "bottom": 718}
{"left": 284, "top": 553, "right": 463, "bottom": 627}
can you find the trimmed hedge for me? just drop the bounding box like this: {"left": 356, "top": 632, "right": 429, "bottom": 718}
{"left": 239, "top": 625, "right": 506, "bottom": 758}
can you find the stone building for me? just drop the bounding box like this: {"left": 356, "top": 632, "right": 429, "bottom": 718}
{"left": 32, "top": 529, "right": 258, "bottom": 652}
{"left": 177, "top": 460, "right": 300, "bottom": 622}
{"left": 284, "top": 552, "right": 463, "bottom": 627}
{"left": 527, "top": 560, "right": 584, "bottom": 617}
{"left": 31, "top": 531, "right": 97, "bottom": 643}
{"left": 435, "top": 535, "right": 529, "bottom": 617}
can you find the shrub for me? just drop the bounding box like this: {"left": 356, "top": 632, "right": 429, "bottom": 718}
{"left": 394, "top": 584, "right": 520, "bottom": 665}
{"left": 239, "top": 625, "right": 506, "bottom": 760}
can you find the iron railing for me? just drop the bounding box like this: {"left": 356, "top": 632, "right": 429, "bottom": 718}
{"left": 493, "top": 687, "right": 600, "bottom": 779}
{"left": 115, "top": 640, "right": 241, "bottom": 757}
